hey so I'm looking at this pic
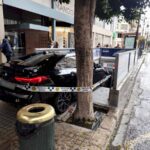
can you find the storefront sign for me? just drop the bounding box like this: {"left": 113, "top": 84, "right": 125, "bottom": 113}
{"left": 55, "top": 1, "right": 74, "bottom": 16}
{"left": 124, "top": 36, "right": 135, "bottom": 49}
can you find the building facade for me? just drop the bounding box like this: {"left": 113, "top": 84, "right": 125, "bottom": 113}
{"left": 115, "top": 19, "right": 130, "bottom": 47}
{"left": 0, "top": 0, "right": 114, "bottom": 56}
{"left": 114, "top": 17, "right": 139, "bottom": 48}
{"left": 93, "top": 17, "right": 114, "bottom": 48}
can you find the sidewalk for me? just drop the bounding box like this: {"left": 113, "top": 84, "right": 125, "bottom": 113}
{"left": 54, "top": 55, "right": 145, "bottom": 150}
{"left": 55, "top": 108, "right": 119, "bottom": 150}
{"left": 111, "top": 53, "right": 150, "bottom": 149}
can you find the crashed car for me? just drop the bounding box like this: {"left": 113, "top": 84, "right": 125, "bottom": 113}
{"left": 0, "top": 51, "right": 112, "bottom": 113}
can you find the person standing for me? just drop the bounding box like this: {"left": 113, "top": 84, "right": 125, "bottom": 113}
{"left": 0, "top": 36, "right": 13, "bottom": 62}
{"left": 115, "top": 43, "right": 121, "bottom": 48}
{"left": 53, "top": 41, "right": 59, "bottom": 48}
{"left": 96, "top": 43, "right": 101, "bottom": 48}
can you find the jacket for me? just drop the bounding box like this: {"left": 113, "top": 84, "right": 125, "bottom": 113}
{"left": 0, "top": 38, "right": 13, "bottom": 56}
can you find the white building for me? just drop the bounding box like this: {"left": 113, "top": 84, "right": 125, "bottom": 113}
{"left": 113, "top": 17, "right": 139, "bottom": 48}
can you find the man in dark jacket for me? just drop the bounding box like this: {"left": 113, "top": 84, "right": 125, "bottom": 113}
{"left": 0, "top": 36, "right": 13, "bottom": 62}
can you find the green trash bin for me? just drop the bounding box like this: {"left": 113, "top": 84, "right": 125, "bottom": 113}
{"left": 16, "top": 103, "right": 55, "bottom": 150}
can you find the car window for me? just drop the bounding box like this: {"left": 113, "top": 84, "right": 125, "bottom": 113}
{"left": 56, "top": 57, "right": 76, "bottom": 69}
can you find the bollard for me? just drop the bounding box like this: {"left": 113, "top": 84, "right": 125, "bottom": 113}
{"left": 16, "top": 103, "right": 55, "bottom": 150}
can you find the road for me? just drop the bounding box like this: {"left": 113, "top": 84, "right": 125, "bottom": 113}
{"left": 112, "top": 53, "right": 150, "bottom": 149}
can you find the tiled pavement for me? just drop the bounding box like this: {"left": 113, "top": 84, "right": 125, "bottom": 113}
{"left": 0, "top": 101, "right": 119, "bottom": 150}
{"left": 0, "top": 102, "right": 18, "bottom": 150}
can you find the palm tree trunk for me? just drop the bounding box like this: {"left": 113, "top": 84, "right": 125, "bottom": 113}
{"left": 74, "top": 0, "right": 96, "bottom": 120}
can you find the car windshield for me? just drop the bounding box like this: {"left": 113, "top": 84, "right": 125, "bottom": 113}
{"left": 56, "top": 56, "right": 76, "bottom": 69}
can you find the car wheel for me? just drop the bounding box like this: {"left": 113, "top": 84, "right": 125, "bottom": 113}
{"left": 55, "top": 92, "right": 72, "bottom": 114}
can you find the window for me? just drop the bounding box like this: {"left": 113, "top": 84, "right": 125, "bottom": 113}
{"left": 117, "top": 33, "right": 122, "bottom": 38}
{"left": 56, "top": 56, "right": 76, "bottom": 69}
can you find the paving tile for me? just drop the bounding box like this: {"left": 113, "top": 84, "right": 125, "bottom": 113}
{"left": 0, "top": 101, "right": 118, "bottom": 150}
{"left": 100, "top": 116, "right": 116, "bottom": 132}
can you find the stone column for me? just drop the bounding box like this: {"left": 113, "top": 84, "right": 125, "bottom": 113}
{"left": 51, "top": 0, "right": 56, "bottom": 41}
{"left": 0, "top": 0, "right": 5, "bottom": 63}
{"left": 0, "top": 0, "right": 4, "bottom": 42}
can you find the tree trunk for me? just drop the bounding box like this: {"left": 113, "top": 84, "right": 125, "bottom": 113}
{"left": 74, "top": 0, "right": 96, "bottom": 120}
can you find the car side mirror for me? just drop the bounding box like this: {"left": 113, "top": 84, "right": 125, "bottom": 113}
{"left": 94, "top": 63, "right": 101, "bottom": 69}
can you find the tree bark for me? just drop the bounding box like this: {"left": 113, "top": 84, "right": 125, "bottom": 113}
{"left": 74, "top": 0, "right": 96, "bottom": 120}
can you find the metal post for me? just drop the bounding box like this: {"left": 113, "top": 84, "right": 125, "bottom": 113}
{"left": 52, "top": 19, "right": 56, "bottom": 41}
{"left": 51, "top": 0, "right": 56, "bottom": 41}
{"left": 134, "top": 14, "right": 141, "bottom": 49}
{"left": 128, "top": 52, "right": 131, "bottom": 72}
{"left": 113, "top": 54, "right": 119, "bottom": 90}
{"left": 108, "top": 54, "right": 119, "bottom": 107}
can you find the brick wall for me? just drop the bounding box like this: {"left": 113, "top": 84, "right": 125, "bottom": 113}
{"left": 25, "top": 29, "right": 49, "bottom": 54}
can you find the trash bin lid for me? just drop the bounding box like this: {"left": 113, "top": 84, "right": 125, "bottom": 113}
{"left": 17, "top": 103, "right": 55, "bottom": 124}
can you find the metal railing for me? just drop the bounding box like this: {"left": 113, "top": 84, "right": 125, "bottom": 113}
{"left": 113, "top": 49, "right": 138, "bottom": 90}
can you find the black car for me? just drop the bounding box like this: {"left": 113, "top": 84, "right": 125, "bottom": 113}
{"left": 0, "top": 51, "right": 112, "bottom": 113}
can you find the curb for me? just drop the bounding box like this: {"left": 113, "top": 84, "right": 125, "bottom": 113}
{"left": 109, "top": 55, "right": 145, "bottom": 148}
{"left": 98, "top": 55, "right": 145, "bottom": 149}
{"left": 99, "top": 108, "right": 121, "bottom": 149}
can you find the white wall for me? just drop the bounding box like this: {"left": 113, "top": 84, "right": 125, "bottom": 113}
{"left": 93, "top": 25, "right": 112, "bottom": 47}
{"left": 31, "top": 0, "right": 51, "bottom": 8}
